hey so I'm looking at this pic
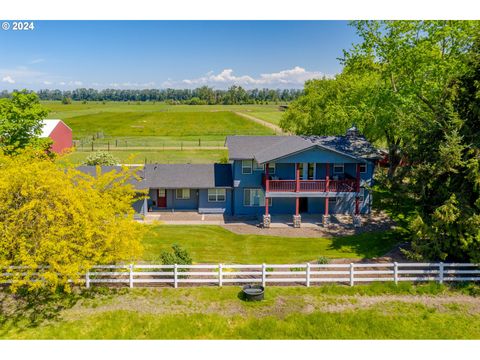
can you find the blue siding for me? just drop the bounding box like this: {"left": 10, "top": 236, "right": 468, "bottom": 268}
{"left": 273, "top": 147, "right": 361, "bottom": 164}
{"left": 198, "top": 189, "right": 232, "bottom": 215}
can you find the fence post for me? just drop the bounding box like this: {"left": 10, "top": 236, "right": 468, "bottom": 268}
{"left": 129, "top": 264, "right": 134, "bottom": 288}
{"left": 393, "top": 262, "right": 398, "bottom": 285}
{"left": 349, "top": 263, "right": 355, "bottom": 286}
{"left": 85, "top": 270, "right": 90, "bottom": 289}
{"left": 306, "top": 263, "right": 311, "bottom": 287}
{"left": 218, "top": 263, "right": 223, "bottom": 287}
{"left": 262, "top": 263, "right": 266, "bottom": 287}
{"left": 174, "top": 264, "right": 178, "bottom": 288}
{"left": 439, "top": 262, "right": 444, "bottom": 284}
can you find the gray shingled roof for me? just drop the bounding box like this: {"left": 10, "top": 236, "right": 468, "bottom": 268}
{"left": 226, "top": 133, "right": 381, "bottom": 163}
{"left": 76, "top": 166, "right": 145, "bottom": 190}
{"left": 143, "top": 164, "right": 232, "bottom": 189}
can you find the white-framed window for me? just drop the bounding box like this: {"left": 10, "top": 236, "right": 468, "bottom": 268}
{"left": 253, "top": 160, "right": 264, "bottom": 171}
{"left": 244, "top": 188, "right": 266, "bottom": 207}
{"left": 242, "top": 160, "right": 252, "bottom": 174}
{"left": 207, "top": 188, "right": 226, "bottom": 202}
{"left": 175, "top": 188, "right": 190, "bottom": 200}
{"left": 359, "top": 163, "right": 367, "bottom": 174}
{"left": 333, "top": 163, "right": 344, "bottom": 174}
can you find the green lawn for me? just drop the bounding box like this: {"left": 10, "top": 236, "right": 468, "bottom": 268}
{"left": 142, "top": 225, "right": 401, "bottom": 263}
{"left": 60, "top": 149, "right": 227, "bottom": 165}
{"left": 3, "top": 284, "right": 480, "bottom": 339}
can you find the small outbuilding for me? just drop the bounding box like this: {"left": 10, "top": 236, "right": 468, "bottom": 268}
{"left": 40, "top": 119, "right": 73, "bottom": 154}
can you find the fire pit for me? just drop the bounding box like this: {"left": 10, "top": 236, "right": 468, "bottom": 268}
{"left": 242, "top": 284, "right": 264, "bottom": 301}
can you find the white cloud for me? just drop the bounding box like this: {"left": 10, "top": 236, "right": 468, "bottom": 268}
{"left": 107, "top": 81, "right": 156, "bottom": 89}
{"left": 43, "top": 80, "right": 52, "bottom": 85}
{"left": 30, "top": 58, "right": 45, "bottom": 64}
{"left": 2, "top": 75, "right": 15, "bottom": 84}
{"left": 170, "top": 66, "right": 331, "bottom": 89}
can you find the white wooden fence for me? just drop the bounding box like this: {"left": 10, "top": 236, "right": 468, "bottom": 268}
{"left": 2, "top": 262, "right": 480, "bottom": 288}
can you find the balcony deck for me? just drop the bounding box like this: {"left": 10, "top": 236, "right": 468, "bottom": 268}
{"left": 266, "top": 179, "right": 357, "bottom": 194}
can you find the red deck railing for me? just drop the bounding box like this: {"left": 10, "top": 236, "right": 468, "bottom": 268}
{"left": 267, "top": 179, "right": 357, "bottom": 193}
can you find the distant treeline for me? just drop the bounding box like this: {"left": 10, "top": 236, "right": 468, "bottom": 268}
{"left": 0, "top": 86, "right": 303, "bottom": 104}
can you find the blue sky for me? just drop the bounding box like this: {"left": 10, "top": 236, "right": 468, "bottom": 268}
{"left": 0, "top": 21, "right": 358, "bottom": 90}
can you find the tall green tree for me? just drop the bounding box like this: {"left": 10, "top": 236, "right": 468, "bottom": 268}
{"left": 0, "top": 90, "right": 49, "bottom": 154}
{"left": 281, "top": 21, "right": 479, "bottom": 179}
{"left": 409, "top": 36, "right": 480, "bottom": 262}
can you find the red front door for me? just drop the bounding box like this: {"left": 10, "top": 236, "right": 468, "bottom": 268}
{"left": 157, "top": 189, "right": 167, "bottom": 208}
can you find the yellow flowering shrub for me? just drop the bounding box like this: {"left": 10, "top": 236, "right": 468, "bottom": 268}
{"left": 0, "top": 149, "right": 145, "bottom": 291}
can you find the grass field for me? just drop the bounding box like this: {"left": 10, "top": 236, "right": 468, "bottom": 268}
{"left": 2, "top": 283, "right": 480, "bottom": 339}
{"left": 43, "top": 101, "right": 284, "bottom": 164}
{"left": 60, "top": 149, "right": 228, "bottom": 165}
{"left": 42, "top": 101, "right": 283, "bottom": 119}
{"left": 142, "top": 225, "right": 401, "bottom": 263}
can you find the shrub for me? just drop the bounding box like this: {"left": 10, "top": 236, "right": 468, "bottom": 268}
{"left": 61, "top": 97, "right": 72, "bottom": 104}
{"left": 317, "top": 256, "right": 330, "bottom": 264}
{"left": 84, "top": 152, "right": 119, "bottom": 166}
{"left": 161, "top": 244, "right": 192, "bottom": 267}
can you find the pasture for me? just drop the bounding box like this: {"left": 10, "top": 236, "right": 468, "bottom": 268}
{"left": 44, "top": 101, "right": 283, "bottom": 164}
{"left": 2, "top": 284, "right": 480, "bottom": 339}
{"left": 61, "top": 149, "right": 227, "bottom": 165}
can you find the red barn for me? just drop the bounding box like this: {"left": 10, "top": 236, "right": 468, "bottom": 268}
{"left": 40, "top": 119, "right": 73, "bottom": 154}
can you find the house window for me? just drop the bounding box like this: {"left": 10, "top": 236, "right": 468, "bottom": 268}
{"left": 242, "top": 160, "right": 252, "bottom": 174}
{"left": 307, "top": 163, "right": 315, "bottom": 180}
{"left": 208, "top": 189, "right": 226, "bottom": 202}
{"left": 298, "top": 163, "right": 304, "bottom": 180}
{"left": 253, "top": 161, "right": 276, "bottom": 174}
{"left": 333, "top": 163, "right": 344, "bottom": 174}
{"left": 244, "top": 188, "right": 265, "bottom": 207}
{"left": 359, "top": 163, "right": 367, "bottom": 174}
{"left": 253, "top": 160, "right": 264, "bottom": 171}
{"left": 175, "top": 188, "right": 190, "bottom": 200}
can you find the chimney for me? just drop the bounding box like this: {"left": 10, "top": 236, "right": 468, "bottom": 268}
{"left": 346, "top": 125, "right": 359, "bottom": 138}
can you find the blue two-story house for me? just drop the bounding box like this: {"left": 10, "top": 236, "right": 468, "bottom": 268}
{"left": 79, "top": 127, "right": 380, "bottom": 227}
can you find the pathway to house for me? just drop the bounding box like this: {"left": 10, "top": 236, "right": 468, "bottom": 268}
{"left": 234, "top": 112, "right": 286, "bottom": 134}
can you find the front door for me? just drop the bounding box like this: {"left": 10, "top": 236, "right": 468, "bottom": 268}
{"left": 157, "top": 189, "right": 167, "bottom": 208}
{"left": 299, "top": 197, "right": 308, "bottom": 213}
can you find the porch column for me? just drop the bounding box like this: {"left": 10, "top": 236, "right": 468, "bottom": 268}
{"left": 323, "top": 163, "right": 330, "bottom": 226}
{"left": 353, "top": 163, "right": 362, "bottom": 227}
{"left": 263, "top": 162, "right": 271, "bottom": 228}
{"left": 355, "top": 163, "right": 361, "bottom": 215}
{"left": 293, "top": 163, "right": 301, "bottom": 227}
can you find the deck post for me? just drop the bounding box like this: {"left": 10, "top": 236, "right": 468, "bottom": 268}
{"left": 85, "top": 270, "right": 90, "bottom": 289}
{"left": 323, "top": 163, "right": 331, "bottom": 226}
{"left": 353, "top": 163, "right": 362, "bottom": 227}
{"left": 296, "top": 163, "right": 300, "bottom": 192}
